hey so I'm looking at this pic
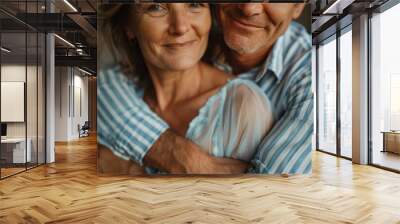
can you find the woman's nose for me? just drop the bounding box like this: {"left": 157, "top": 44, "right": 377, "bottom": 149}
{"left": 238, "top": 3, "right": 263, "bottom": 17}
{"left": 168, "top": 10, "right": 190, "bottom": 35}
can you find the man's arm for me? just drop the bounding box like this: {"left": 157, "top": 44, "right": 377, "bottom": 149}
{"left": 248, "top": 61, "right": 314, "bottom": 174}
{"left": 97, "top": 144, "right": 145, "bottom": 176}
{"left": 144, "top": 130, "right": 249, "bottom": 174}
{"left": 98, "top": 68, "right": 247, "bottom": 174}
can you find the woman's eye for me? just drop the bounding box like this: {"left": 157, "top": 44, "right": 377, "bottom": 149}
{"left": 189, "top": 3, "right": 201, "bottom": 8}
{"left": 140, "top": 3, "right": 168, "bottom": 17}
{"left": 147, "top": 4, "right": 165, "bottom": 12}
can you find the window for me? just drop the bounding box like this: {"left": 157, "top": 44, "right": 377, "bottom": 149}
{"left": 371, "top": 2, "right": 400, "bottom": 171}
{"left": 312, "top": 46, "right": 317, "bottom": 150}
{"left": 317, "top": 37, "right": 337, "bottom": 154}
{"left": 339, "top": 29, "right": 352, "bottom": 158}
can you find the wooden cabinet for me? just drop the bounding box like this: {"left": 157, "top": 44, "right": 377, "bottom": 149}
{"left": 382, "top": 132, "right": 400, "bottom": 154}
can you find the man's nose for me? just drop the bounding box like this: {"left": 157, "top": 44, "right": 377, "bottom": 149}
{"left": 238, "top": 3, "right": 263, "bottom": 17}
{"left": 168, "top": 10, "right": 190, "bottom": 35}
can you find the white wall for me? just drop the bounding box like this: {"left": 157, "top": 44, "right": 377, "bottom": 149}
{"left": 1, "top": 65, "right": 39, "bottom": 137}
{"left": 1, "top": 65, "right": 27, "bottom": 140}
{"left": 54, "top": 67, "right": 89, "bottom": 141}
{"left": 55, "top": 66, "right": 69, "bottom": 141}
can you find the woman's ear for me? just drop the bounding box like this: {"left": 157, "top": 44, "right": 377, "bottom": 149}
{"left": 292, "top": 3, "right": 305, "bottom": 19}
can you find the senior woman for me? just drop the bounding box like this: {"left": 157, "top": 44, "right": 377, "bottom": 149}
{"left": 98, "top": 3, "right": 274, "bottom": 174}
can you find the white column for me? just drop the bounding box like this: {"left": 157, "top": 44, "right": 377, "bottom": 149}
{"left": 46, "top": 1, "right": 55, "bottom": 163}
{"left": 46, "top": 33, "right": 55, "bottom": 163}
{"left": 352, "top": 14, "right": 369, "bottom": 164}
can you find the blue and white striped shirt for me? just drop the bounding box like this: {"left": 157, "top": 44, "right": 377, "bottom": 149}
{"left": 98, "top": 22, "right": 313, "bottom": 174}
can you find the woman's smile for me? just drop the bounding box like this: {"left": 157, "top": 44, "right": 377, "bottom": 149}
{"left": 163, "top": 40, "right": 198, "bottom": 49}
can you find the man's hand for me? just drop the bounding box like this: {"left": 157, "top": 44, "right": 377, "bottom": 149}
{"left": 98, "top": 144, "right": 146, "bottom": 176}
{"left": 143, "top": 129, "right": 248, "bottom": 174}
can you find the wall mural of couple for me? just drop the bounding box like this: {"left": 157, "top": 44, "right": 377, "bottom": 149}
{"left": 97, "top": 3, "right": 313, "bottom": 175}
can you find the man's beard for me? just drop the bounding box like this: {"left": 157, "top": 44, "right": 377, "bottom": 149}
{"left": 224, "top": 34, "right": 267, "bottom": 55}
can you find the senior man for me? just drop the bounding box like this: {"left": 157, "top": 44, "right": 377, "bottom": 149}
{"left": 98, "top": 3, "right": 313, "bottom": 174}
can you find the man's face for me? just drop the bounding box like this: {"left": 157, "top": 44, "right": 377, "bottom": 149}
{"left": 217, "top": 3, "right": 304, "bottom": 55}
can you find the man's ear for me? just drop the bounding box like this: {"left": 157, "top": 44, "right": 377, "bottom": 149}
{"left": 292, "top": 3, "right": 305, "bottom": 19}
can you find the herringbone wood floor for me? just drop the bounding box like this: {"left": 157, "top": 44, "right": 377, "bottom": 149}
{"left": 1, "top": 135, "right": 400, "bottom": 224}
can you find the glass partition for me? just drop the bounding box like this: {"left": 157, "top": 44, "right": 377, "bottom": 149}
{"left": 38, "top": 32, "right": 45, "bottom": 165}
{"left": 27, "top": 31, "right": 38, "bottom": 169}
{"left": 0, "top": 1, "right": 46, "bottom": 179}
{"left": 1, "top": 31, "right": 28, "bottom": 177}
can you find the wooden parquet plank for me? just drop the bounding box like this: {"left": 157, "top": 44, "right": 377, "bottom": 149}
{"left": 0, "top": 135, "right": 400, "bottom": 223}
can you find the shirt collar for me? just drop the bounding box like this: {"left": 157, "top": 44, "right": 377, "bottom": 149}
{"left": 253, "top": 35, "right": 284, "bottom": 82}
{"left": 215, "top": 27, "right": 288, "bottom": 82}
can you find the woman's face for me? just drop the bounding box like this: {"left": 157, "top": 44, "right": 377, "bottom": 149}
{"left": 128, "top": 3, "right": 211, "bottom": 72}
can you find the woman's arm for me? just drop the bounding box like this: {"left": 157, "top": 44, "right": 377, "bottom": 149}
{"left": 220, "top": 80, "right": 274, "bottom": 162}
